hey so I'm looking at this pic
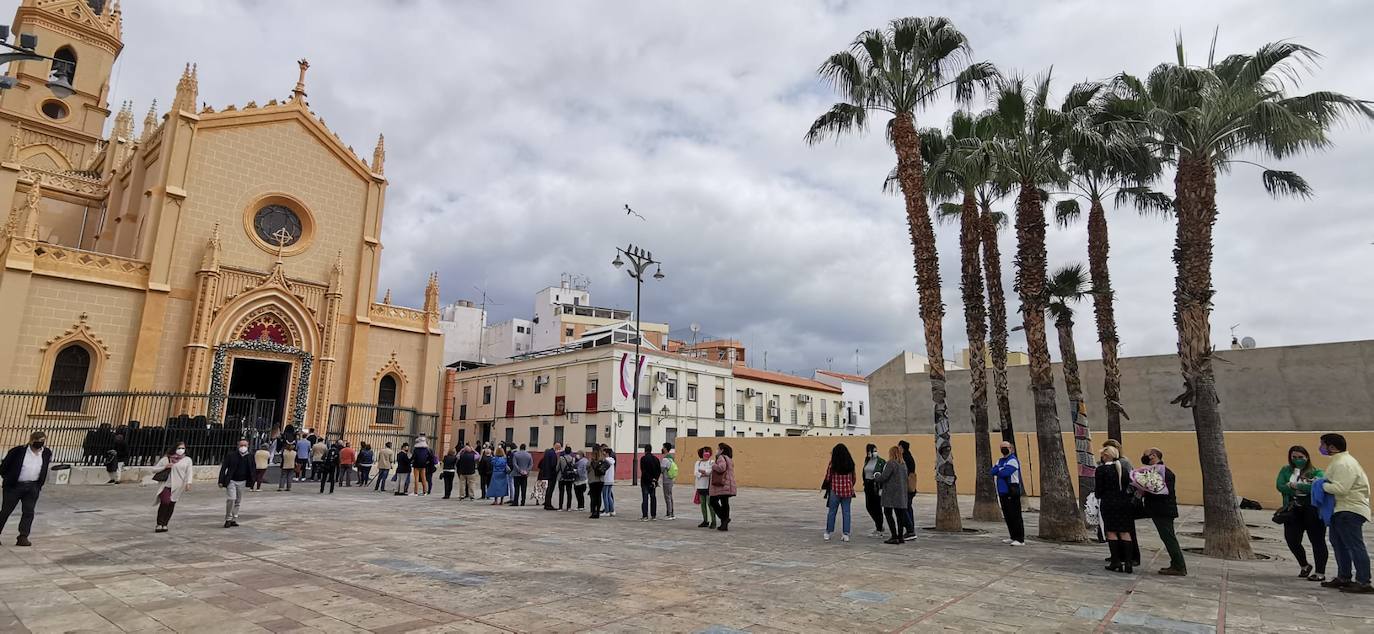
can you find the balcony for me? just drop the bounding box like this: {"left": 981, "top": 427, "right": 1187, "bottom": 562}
{"left": 638, "top": 394, "right": 652, "bottom": 414}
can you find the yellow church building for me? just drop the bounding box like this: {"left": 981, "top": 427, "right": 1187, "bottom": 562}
{"left": 0, "top": 0, "right": 443, "bottom": 438}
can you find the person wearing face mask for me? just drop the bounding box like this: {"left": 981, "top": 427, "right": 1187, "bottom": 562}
{"left": 154, "top": 443, "right": 194, "bottom": 533}
{"left": 990, "top": 441, "right": 1025, "bottom": 546}
{"left": 1276, "top": 445, "right": 1326, "bottom": 582}
{"left": 861, "top": 444, "right": 886, "bottom": 537}
{"left": 1316, "top": 433, "right": 1371, "bottom": 594}
{"left": 1140, "top": 448, "right": 1185, "bottom": 576}
{"left": 219, "top": 439, "right": 255, "bottom": 528}
{"left": 0, "top": 431, "right": 53, "bottom": 547}
{"left": 694, "top": 446, "right": 716, "bottom": 528}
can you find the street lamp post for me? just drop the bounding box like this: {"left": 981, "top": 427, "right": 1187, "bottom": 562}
{"left": 612, "top": 243, "right": 664, "bottom": 485}
{"left": 0, "top": 25, "right": 78, "bottom": 97}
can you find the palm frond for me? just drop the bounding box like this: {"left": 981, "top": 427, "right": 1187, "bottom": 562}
{"left": 1260, "top": 169, "right": 1312, "bottom": 199}
{"left": 1054, "top": 199, "right": 1081, "bottom": 227}
{"left": 1115, "top": 186, "right": 1175, "bottom": 218}
{"left": 935, "top": 202, "right": 963, "bottom": 225}
{"left": 805, "top": 103, "right": 868, "bottom": 145}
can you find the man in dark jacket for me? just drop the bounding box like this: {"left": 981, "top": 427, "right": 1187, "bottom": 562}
{"left": 639, "top": 445, "right": 662, "bottom": 521}
{"left": 319, "top": 440, "right": 341, "bottom": 494}
{"left": 1142, "top": 448, "right": 1186, "bottom": 576}
{"left": 1, "top": 431, "right": 53, "bottom": 546}
{"left": 539, "top": 443, "right": 562, "bottom": 510}
{"left": 219, "top": 439, "right": 254, "bottom": 528}
{"left": 109, "top": 432, "right": 129, "bottom": 484}
{"left": 457, "top": 444, "right": 479, "bottom": 500}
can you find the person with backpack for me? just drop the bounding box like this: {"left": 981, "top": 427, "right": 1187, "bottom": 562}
{"left": 587, "top": 448, "right": 608, "bottom": 518}
{"left": 639, "top": 444, "right": 662, "bottom": 521}
{"left": 660, "top": 443, "right": 678, "bottom": 520}
{"left": 990, "top": 440, "right": 1025, "bottom": 547}
{"left": 556, "top": 447, "right": 577, "bottom": 510}
{"left": 574, "top": 450, "right": 589, "bottom": 511}
{"left": 318, "top": 440, "right": 341, "bottom": 494}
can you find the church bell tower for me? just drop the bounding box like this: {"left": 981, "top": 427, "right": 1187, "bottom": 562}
{"left": 0, "top": 0, "right": 122, "bottom": 173}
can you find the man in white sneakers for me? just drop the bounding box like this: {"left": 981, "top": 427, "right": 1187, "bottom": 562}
{"left": 990, "top": 441, "right": 1025, "bottom": 546}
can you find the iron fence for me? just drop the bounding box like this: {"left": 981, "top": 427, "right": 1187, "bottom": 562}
{"left": 0, "top": 390, "right": 282, "bottom": 466}
{"left": 327, "top": 402, "right": 440, "bottom": 452}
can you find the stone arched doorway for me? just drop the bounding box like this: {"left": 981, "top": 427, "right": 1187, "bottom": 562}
{"left": 207, "top": 308, "right": 314, "bottom": 430}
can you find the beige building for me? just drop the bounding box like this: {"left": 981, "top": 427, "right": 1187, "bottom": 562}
{"left": 957, "top": 346, "right": 1029, "bottom": 369}
{"left": 0, "top": 0, "right": 441, "bottom": 431}
{"left": 445, "top": 340, "right": 845, "bottom": 454}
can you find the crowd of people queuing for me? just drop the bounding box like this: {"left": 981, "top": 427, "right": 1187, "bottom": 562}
{"left": 1, "top": 426, "right": 1368, "bottom": 595}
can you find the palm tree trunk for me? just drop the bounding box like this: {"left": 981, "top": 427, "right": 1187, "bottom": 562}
{"left": 960, "top": 190, "right": 1000, "bottom": 522}
{"left": 1013, "top": 181, "right": 1084, "bottom": 541}
{"left": 980, "top": 202, "right": 1015, "bottom": 446}
{"left": 1086, "top": 197, "right": 1123, "bottom": 441}
{"left": 1056, "top": 315, "right": 1095, "bottom": 510}
{"left": 891, "top": 112, "right": 960, "bottom": 531}
{"left": 1174, "top": 156, "right": 1253, "bottom": 559}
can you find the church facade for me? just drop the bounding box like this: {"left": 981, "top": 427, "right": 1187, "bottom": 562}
{"left": 0, "top": 0, "right": 443, "bottom": 432}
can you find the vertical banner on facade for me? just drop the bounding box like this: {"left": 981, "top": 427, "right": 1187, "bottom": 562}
{"left": 619, "top": 352, "right": 647, "bottom": 398}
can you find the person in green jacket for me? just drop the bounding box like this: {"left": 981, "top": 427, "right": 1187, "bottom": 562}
{"left": 1277, "top": 445, "right": 1327, "bottom": 581}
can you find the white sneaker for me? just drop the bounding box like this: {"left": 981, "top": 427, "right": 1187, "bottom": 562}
{"left": 665, "top": 515, "right": 675, "bottom": 520}
{"left": 1010, "top": 540, "right": 1025, "bottom": 547}
{"left": 823, "top": 532, "right": 831, "bottom": 541}
{"left": 870, "top": 530, "right": 886, "bottom": 538}
{"left": 841, "top": 534, "right": 850, "bottom": 542}
{"left": 1002, "top": 538, "right": 1014, "bottom": 544}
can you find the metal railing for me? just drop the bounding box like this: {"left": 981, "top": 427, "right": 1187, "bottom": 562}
{"left": 327, "top": 402, "right": 440, "bottom": 452}
{"left": 0, "top": 390, "right": 278, "bottom": 466}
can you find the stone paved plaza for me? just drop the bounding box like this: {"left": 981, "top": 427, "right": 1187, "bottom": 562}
{"left": 0, "top": 482, "right": 1370, "bottom": 633}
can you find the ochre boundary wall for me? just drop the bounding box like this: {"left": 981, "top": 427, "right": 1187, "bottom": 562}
{"left": 674, "top": 431, "right": 1374, "bottom": 510}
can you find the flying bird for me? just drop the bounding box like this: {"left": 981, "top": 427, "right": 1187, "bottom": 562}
{"left": 624, "top": 204, "right": 645, "bottom": 221}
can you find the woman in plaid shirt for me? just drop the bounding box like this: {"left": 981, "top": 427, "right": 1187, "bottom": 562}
{"left": 823, "top": 444, "right": 857, "bottom": 542}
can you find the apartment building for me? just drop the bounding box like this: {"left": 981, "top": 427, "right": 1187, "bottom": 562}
{"left": 813, "top": 370, "right": 871, "bottom": 435}
{"left": 445, "top": 340, "right": 847, "bottom": 454}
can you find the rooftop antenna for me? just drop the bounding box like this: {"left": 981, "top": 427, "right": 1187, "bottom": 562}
{"left": 473, "top": 285, "right": 502, "bottom": 364}
{"left": 855, "top": 348, "right": 861, "bottom": 375}
{"left": 826, "top": 357, "right": 833, "bottom": 371}
{"left": 1229, "top": 323, "right": 1241, "bottom": 349}
{"left": 689, "top": 322, "right": 700, "bottom": 346}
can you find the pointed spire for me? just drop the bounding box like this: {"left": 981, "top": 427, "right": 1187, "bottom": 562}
{"left": 172, "top": 63, "right": 198, "bottom": 113}
{"left": 291, "top": 58, "right": 310, "bottom": 104}
{"left": 382, "top": 288, "right": 392, "bottom": 305}
{"left": 141, "top": 99, "right": 158, "bottom": 141}
{"left": 112, "top": 100, "right": 133, "bottom": 141}
{"left": 200, "top": 223, "right": 222, "bottom": 272}
{"left": 372, "top": 133, "right": 385, "bottom": 175}
{"left": 424, "top": 272, "right": 440, "bottom": 314}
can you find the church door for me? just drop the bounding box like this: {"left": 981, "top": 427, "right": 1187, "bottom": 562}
{"left": 227, "top": 358, "right": 291, "bottom": 429}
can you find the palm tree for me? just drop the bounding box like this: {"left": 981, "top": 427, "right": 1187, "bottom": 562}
{"left": 921, "top": 110, "right": 1002, "bottom": 522}
{"left": 806, "top": 17, "right": 996, "bottom": 531}
{"left": 1104, "top": 39, "right": 1374, "bottom": 558}
{"left": 985, "top": 71, "right": 1090, "bottom": 541}
{"left": 978, "top": 191, "right": 1016, "bottom": 446}
{"left": 1046, "top": 263, "right": 1095, "bottom": 508}
{"left": 1053, "top": 111, "right": 1168, "bottom": 442}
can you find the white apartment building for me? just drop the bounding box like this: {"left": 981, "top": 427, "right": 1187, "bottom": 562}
{"left": 445, "top": 341, "right": 846, "bottom": 454}
{"left": 531, "top": 282, "right": 669, "bottom": 352}
{"left": 438, "top": 300, "right": 487, "bottom": 366}
{"left": 480, "top": 318, "right": 534, "bottom": 363}
{"left": 814, "top": 370, "right": 871, "bottom": 436}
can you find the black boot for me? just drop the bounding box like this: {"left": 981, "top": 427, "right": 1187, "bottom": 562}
{"left": 1121, "top": 542, "right": 1134, "bottom": 574}
{"left": 1105, "top": 540, "right": 1122, "bottom": 572}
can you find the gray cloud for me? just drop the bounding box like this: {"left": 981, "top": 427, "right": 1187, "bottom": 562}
{"left": 109, "top": 1, "right": 1374, "bottom": 377}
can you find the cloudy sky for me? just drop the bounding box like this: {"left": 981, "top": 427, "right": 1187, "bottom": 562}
{"left": 108, "top": 1, "right": 1373, "bottom": 376}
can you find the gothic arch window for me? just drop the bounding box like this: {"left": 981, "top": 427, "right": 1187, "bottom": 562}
{"left": 376, "top": 374, "right": 399, "bottom": 424}
{"left": 52, "top": 46, "right": 77, "bottom": 85}
{"left": 45, "top": 344, "right": 91, "bottom": 411}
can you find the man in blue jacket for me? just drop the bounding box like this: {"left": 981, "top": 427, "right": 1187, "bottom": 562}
{"left": 990, "top": 441, "right": 1025, "bottom": 546}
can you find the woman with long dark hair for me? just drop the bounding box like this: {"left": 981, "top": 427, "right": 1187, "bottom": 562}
{"left": 1278, "top": 445, "right": 1328, "bottom": 581}
{"left": 709, "top": 443, "right": 736, "bottom": 531}
{"left": 823, "top": 443, "right": 856, "bottom": 542}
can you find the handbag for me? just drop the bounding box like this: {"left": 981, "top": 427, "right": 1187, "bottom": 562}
{"left": 1130, "top": 493, "right": 1149, "bottom": 519}
{"left": 152, "top": 467, "right": 171, "bottom": 482}
{"left": 693, "top": 490, "right": 701, "bottom": 505}
{"left": 1271, "top": 502, "right": 1296, "bottom": 525}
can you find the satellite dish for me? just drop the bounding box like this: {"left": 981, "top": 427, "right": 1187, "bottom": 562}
{"left": 1240, "top": 336, "right": 1257, "bottom": 349}
{"left": 690, "top": 323, "right": 700, "bottom": 334}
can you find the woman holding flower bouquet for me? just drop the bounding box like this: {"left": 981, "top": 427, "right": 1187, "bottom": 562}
{"left": 1095, "top": 445, "right": 1136, "bottom": 573}
{"left": 1140, "top": 449, "right": 1186, "bottom": 576}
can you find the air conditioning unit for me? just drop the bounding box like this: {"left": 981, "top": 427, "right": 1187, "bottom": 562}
{"left": 655, "top": 371, "right": 668, "bottom": 384}
{"left": 511, "top": 378, "right": 525, "bottom": 388}
{"left": 603, "top": 426, "right": 612, "bottom": 438}
{"left": 568, "top": 413, "right": 580, "bottom": 423}
{"left": 797, "top": 395, "right": 812, "bottom": 404}
{"left": 536, "top": 375, "right": 550, "bottom": 386}
{"left": 745, "top": 388, "right": 756, "bottom": 398}
{"left": 768, "top": 399, "right": 778, "bottom": 408}
{"left": 768, "top": 406, "right": 779, "bottom": 417}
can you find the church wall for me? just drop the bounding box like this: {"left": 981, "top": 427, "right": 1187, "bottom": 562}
{"left": 7, "top": 276, "right": 143, "bottom": 391}
{"left": 366, "top": 326, "right": 433, "bottom": 411}
{"left": 175, "top": 119, "right": 370, "bottom": 303}
{"left": 151, "top": 295, "right": 194, "bottom": 390}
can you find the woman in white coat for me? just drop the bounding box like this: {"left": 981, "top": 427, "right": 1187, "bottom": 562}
{"left": 154, "top": 441, "right": 194, "bottom": 533}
